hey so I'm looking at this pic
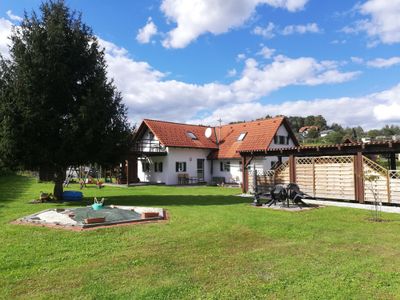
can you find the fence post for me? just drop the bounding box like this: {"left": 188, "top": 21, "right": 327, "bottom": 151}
{"left": 289, "top": 155, "right": 296, "bottom": 183}
{"left": 354, "top": 152, "right": 365, "bottom": 203}
{"left": 386, "top": 170, "right": 391, "bottom": 203}
{"left": 312, "top": 158, "right": 316, "bottom": 197}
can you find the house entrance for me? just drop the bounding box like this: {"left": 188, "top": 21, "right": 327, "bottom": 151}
{"left": 197, "top": 159, "right": 205, "bottom": 181}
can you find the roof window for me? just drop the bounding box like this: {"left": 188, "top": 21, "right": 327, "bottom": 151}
{"left": 187, "top": 132, "right": 198, "bottom": 140}
{"left": 237, "top": 132, "right": 247, "bottom": 141}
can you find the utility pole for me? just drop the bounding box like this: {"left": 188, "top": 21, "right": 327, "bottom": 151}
{"left": 217, "top": 118, "right": 222, "bottom": 147}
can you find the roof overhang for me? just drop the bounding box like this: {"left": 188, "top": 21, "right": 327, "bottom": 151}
{"left": 239, "top": 141, "right": 400, "bottom": 157}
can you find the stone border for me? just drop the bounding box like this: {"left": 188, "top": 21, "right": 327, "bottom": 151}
{"left": 11, "top": 208, "right": 169, "bottom": 231}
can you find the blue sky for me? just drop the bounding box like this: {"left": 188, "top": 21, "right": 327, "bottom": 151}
{"left": 1, "top": 0, "right": 400, "bottom": 128}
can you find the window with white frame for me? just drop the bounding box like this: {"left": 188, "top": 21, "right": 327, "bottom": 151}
{"left": 237, "top": 132, "right": 247, "bottom": 141}
{"left": 154, "top": 162, "right": 163, "bottom": 172}
{"left": 176, "top": 162, "right": 187, "bottom": 172}
{"left": 274, "top": 135, "right": 289, "bottom": 145}
{"left": 142, "top": 162, "right": 150, "bottom": 172}
{"left": 186, "top": 132, "right": 198, "bottom": 140}
{"left": 220, "top": 161, "right": 230, "bottom": 172}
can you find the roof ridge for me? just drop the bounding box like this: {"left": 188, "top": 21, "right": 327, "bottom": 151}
{"left": 220, "top": 116, "right": 284, "bottom": 128}
{"left": 144, "top": 119, "right": 211, "bottom": 128}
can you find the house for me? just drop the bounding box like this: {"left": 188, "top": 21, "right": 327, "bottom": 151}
{"left": 320, "top": 129, "right": 334, "bottom": 138}
{"left": 298, "top": 125, "right": 320, "bottom": 137}
{"left": 130, "top": 117, "right": 298, "bottom": 185}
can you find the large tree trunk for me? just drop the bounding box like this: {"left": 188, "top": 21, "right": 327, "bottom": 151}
{"left": 53, "top": 167, "right": 66, "bottom": 200}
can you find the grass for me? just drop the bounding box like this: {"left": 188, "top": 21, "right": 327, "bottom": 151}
{"left": 2, "top": 175, "right": 400, "bottom": 299}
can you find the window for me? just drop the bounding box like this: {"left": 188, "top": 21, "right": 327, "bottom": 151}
{"left": 187, "top": 132, "right": 198, "bottom": 140}
{"left": 220, "top": 161, "right": 230, "bottom": 172}
{"left": 274, "top": 135, "right": 289, "bottom": 145}
{"left": 142, "top": 162, "right": 150, "bottom": 172}
{"left": 155, "top": 162, "right": 163, "bottom": 172}
{"left": 148, "top": 132, "right": 154, "bottom": 140}
{"left": 237, "top": 132, "right": 247, "bottom": 141}
{"left": 239, "top": 160, "right": 243, "bottom": 171}
{"left": 176, "top": 162, "right": 187, "bottom": 172}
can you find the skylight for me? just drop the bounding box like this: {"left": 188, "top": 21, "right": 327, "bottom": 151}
{"left": 187, "top": 132, "right": 198, "bottom": 140}
{"left": 237, "top": 132, "right": 247, "bottom": 141}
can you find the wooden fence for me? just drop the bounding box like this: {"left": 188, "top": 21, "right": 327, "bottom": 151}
{"left": 249, "top": 155, "right": 400, "bottom": 204}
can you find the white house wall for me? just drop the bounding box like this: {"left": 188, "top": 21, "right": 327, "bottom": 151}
{"left": 138, "top": 147, "right": 211, "bottom": 185}
{"left": 269, "top": 124, "right": 296, "bottom": 149}
{"left": 137, "top": 124, "right": 295, "bottom": 185}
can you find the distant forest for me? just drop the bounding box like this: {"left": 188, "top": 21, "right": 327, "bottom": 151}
{"left": 230, "top": 115, "right": 400, "bottom": 145}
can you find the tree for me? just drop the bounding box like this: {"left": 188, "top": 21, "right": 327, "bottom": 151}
{"left": 0, "top": 0, "right": 132, "bottom": 199}
{"left": 324, "top": 131, "right": 345, "bottom": 144}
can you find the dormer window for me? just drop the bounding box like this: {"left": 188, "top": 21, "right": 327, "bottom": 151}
{"left": 237, "top": 132, "right": 247, "bottom": 141}
{"left": 187, "top": 132, "right": 198, "bottom": 140}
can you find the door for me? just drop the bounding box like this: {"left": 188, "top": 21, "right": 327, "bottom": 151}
{"left": 197, "top": 159, "right": 205, "bottom": 181}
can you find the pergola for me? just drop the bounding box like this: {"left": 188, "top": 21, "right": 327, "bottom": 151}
{"left": 240, "top": 140, "right": 400, "bottom": 203}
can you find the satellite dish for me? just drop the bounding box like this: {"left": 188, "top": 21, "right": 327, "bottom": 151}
{"left": 205, "top": 127, "right": 212, "bottom": 138}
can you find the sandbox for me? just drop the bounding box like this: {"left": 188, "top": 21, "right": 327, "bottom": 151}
{"left": 14, "top": 205, "right": 166, "bottom": 230}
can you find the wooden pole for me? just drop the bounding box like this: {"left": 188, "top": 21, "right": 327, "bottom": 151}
{"left": 126, "top": 159, "right": 130, "bottom": 186}
{"left": 354, "top": 152, "right": 365, "bottom": 203}
{"left": 242, "top": 155, "right": 247, "bottom": 193}
{"left": 289, "top": 155, "right": 296, "bottom": 183}
{"left": 389, "top": 153, "right": 397, "bottom": 170}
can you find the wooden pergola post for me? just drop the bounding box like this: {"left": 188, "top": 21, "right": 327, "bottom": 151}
{"left": 389, "top": 152, "right": 397, "bottom": 170}
{"left": 289, "top": 155, "right": 296, "bottom": 183}
{"left": 125, "top": 159, "right": 130, "bottom": 186}
{"left": 354, "top": 152, "right": 365, "bottom": 203}
{"left": 241, "top": 155, "right": 248, "bottom": 193}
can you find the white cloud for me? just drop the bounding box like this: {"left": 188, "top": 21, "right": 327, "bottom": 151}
{"left": 6, "top": 10, "right": 22, "bottom": 22}
{"left": 253, "top": 22, "right": 275, "bottom": 39}
{"left": 136, "top": 17, "right": 158, "bottom": 44}
{"left": 281, "top": 22, "right": 321, "bottom": 35}
{"left": 253, "top": 22, "right": 321, "bottom": 38}
{"left": 194, "top": 84, "right": 400, "bottom": 129}
{"left": 227, "top": 68, "right": 237, "bottom": 77}
{"left": 161, "top": 0, "right": 309, "bottom": 48}
{"left": 98, "top": 39, "right": 359, "bottom": 123}
{"left": 236, "top": 53, "right": 247, "bottom": 61}
{"left": 366, "top": 57, "right": 400, "bottom": 68}
{"left": 343, "top": 0, "right": 400, "bottom": 45}
{"left": 0, "top": 18, "right": 13, "bottom": 58}
{"left": 257, "top": 46, "right": 275, "bottom": 59}
{"left": 351, "top": 56, "right": 364, "bottom": 64}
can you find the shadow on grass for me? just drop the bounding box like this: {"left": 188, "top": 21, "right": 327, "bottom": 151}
{"left": 0, "top": 174, "right": 34, "bottom": 210}
{"left": 63, "top": 194, "right": 252, "bottom": 207}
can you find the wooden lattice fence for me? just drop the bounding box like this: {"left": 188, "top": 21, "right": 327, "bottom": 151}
{"left": 250, "top": 155, "right": 400, "bottom": 204}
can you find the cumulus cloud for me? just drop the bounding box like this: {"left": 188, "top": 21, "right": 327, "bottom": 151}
{"left": 253, "top": 22, "right": 275, "bottom": 39}
{"left": 98, "top": 39, "right": 359, "bottom": 123}
{"left": 366, "top": 57, "right": 400, "bottom": 68}
{"left": 136, "top": 17, "right": 158, "bottom": 44}
{"left": 257, "top": 46, "right": 275, "bottom": 59}
{"left": 281, "top": 22, "right": 321, "bottom": 35}
{"left": 253, "top": 22, "right": 321, "bottom": 38}
{"left": 193, "top": 84, "right": 400, "bottom": 129}
{"left": 161, "top": 0, "right": 309, "bottom": 48}
{"left": 0, "top": 17, "right": 13, "bottom": 58}
{"left": 6, "top": 10, "right": 22, "bottom": 22}
{"left": 343, "top": 0, "right": 400, "bottom": 45}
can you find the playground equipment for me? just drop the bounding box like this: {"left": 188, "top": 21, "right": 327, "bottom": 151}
{"left": 64, "top": 165, "right": 103, "bottom": 189}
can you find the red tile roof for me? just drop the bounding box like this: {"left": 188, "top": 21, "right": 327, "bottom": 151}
{"left": 141, "top": 119, "right": 218, "bottom": 149}
{"left": 135, "top": 117, "right": 298, "bottom": 158}
{"left": 211, "top": 117, "right": 293, "bottom": 159}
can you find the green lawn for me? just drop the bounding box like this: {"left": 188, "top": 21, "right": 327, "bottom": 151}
{"left": 1, "top": 175, "right": 400, "bottom": 299}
